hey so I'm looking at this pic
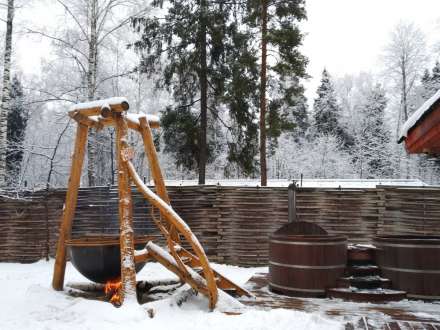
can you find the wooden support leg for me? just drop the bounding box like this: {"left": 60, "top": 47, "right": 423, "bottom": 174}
{"left": 115, "top": 113, "right": 137, "bottom": 304}
{"left": 139, "top": 117, "right": 179, "bottom": 243}
{"left": 52, "top": 124, "right": 88, "bottom": 290}
{"left": 139, "top": 116, "right": 170, "bottom": 204}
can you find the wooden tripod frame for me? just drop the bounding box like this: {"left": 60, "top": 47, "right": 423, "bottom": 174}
{"left": 51, "top": 98, "right": 250, "bottom": 309}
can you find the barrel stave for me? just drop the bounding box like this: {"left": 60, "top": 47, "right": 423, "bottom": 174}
{"left": 269, "top": 234, "right": 347, "bottom": 297}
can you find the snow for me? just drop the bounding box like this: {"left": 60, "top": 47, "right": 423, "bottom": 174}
{"left": 126, "top": 112, "right": 160, "bottom": 125}
{"left": 69, "top": 97, "right": 129, "bottom": 111}
{"left": 159, "top": 178, "right": 428, "bottom": 188}
{"left": 399, "top": 89, "right": 440, "bottom": 141}
{"left": 0, "top": 260, "right": 343, "bottom": 330}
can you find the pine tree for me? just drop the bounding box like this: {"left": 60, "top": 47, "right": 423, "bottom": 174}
{"left": 219, "top": 17, "right": 260, "bottom": 176}
{"left": 356, "top": 84, "right": 391, "bottom": 178}
{"left": 6, "top": 76, "right": 28, "bottom": 185}
{"left": 132, "top": 1, "right": 229, "bottom": 184}
{"left": 313, "top": 69, "right": 351, "bottom": 146}
{"left": 132, "top": 1, "right": 263, "bottom": 181}
{"left": 245, "top": 0, "right": 308, "bottom": 185}
{"left": 431, "top": 61, "right": 440, "bottom": 91}
{"left": 420, "top": 69, "right": 432, "bottom": 100}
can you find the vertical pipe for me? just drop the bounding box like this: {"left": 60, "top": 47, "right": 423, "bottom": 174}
{"left": 288, "top": 182, "right": 297, "bottom": 223}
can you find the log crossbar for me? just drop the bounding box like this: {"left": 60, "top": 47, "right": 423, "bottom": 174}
{"left": 52, "top": 97, "right": 249, "bottom": 310}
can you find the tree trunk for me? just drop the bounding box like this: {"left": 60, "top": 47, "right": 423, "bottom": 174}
{"left": 0, "top": 0, "right": 14, "bottom": 187}
{"left": 402, "top": 66, "right": 408, "bottom": 122}
{"left": 259, "top": 0, "right": 268, "bottom": 186}
{"left": 87, "top": 0, "right": 98, "bottom": 186}
{"left": 198, "top": 0, "right": 208, "bottom": 185}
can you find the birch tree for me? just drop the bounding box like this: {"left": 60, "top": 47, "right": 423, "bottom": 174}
{"left": 382, "top": 21, "right": 427, "bottom": 137}
{"left": 27, "top": 0, "right": 148, "bottom": 186}
{"left": 0, "top": 0, "right": 15, "bottom": 187}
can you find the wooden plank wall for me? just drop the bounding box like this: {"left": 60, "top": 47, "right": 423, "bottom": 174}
{"left": 1, "top": 186, "right": 439, "bottom": 266}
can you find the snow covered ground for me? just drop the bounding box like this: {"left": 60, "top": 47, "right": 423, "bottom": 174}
{"left": 0, "top": 260, "right": 343, "bottom": 330}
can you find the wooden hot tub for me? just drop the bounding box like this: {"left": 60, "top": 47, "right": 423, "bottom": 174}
{"left": 374, "top": 235, "right": 440, "bottom": 300}
{"left": 269, "top": 231, "right": 347, "bottom": 297}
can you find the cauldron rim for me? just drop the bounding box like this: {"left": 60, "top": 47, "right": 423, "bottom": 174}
{"left": 66, "top": 235, "right": 154, "bottom": 247}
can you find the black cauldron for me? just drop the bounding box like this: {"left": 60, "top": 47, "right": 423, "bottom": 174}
{"left": 66, "top": 236, "right": 151, "bottom": 283}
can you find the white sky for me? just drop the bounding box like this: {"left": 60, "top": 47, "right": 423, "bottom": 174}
{"left": 10, "top": 0, "right": 440, "bottom": 105}
{"left": 302, "top": 0, "right": 440, "bottom": 103}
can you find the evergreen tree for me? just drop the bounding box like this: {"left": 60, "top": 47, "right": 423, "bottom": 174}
{"left": 267, "top": 80, "right": 309, "bottom": 151}
{"left": 313, "top": 69, "right": 351, "bottom": 146}
{"left": 245, "top": 0, "right": 308, "bottom": 185}
{"left": 6, "top": 76, "right": 28, "bottom": 185}
{"left": 420, "top": 69, "right": 432, "bottom": 100}
{"left": 356, "top": 84, "right": 391, "bottom": 178}
{"left": 419, "top": 62, "right": 440, "bottom": 101}
{"left": 431, "top": 61, "right": 440, "bottom": 90}
{"left": 132, "top": 1, "right": 260, "bottom": 182}
{"left": 220, "top": 18, "right": 260, "bottom": 176}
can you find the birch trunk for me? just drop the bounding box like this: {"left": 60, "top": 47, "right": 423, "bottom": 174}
{"left": 0, "top": 0, "right": 14, "bottom": 187}
{"left": 87, "top": 0, "right": 99, "bottom": 186}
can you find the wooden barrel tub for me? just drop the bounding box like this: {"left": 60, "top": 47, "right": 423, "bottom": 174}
{"left": 374, "top": 235, "right": 440, "bottom": 300}
{"left": 269, "top": 232, "right": 347, "bottom": 297}
{"left": 66, "top": 236, "right": 151, "bottom": 283}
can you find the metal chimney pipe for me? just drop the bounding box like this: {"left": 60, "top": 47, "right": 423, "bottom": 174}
{"left": 288, "top": 182, "right": 297, "bottom": 223}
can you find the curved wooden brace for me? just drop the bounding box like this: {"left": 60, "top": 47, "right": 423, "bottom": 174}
{"left": 126, "top": 160, "right": 219, "bottom": 309}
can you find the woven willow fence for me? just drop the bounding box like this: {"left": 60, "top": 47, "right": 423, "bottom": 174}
{"left": 1, "top": 185, "right": 439, "bottom": 266}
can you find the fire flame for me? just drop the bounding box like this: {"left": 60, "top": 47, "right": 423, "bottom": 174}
{"left": 105, "top": 279, "right": 122, "bottom": 306}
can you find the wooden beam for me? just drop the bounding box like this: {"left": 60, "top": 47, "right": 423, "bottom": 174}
{"left": 68, "top": 100, "right": 129, "bottom": 118}
{"left": 139, "top": 117, "right": 170, "bottom": 204}
{"left": 52, "top": 123, "right": 88, "bottom": 290}
{"left": 134, "top": 250, "right": 152, "bottom": 264}
{"left": 126, "top": 114, "right": 160, "bottom": 130}
{"left": 126, "top": 161, "right": 218, "bottom": 309}
{"left": 138, "top": 116, "right": 180, "bottom": 241}
{"left": 69, "top": 111, "right": 102, "bottom": 129}
{"left": 115, "top": 113, "right": 137, "bottom": 304}
{"left": 146, "top": 242, "right": 209, "bottom": 297}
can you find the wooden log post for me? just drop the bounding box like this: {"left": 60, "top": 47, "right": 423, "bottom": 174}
{"left": 115, "top": 113, "right": 137, "bottom": 304}
{"left": 138, "top": 116, "right": 180, "bottom": 242}
{"left": 126, "top": 161, "right": 218, "bottom": 309}
{"left": 52, "top": 123, "right": 88, "bottom": 290}
{"left": 139, "top": 116, "right": 169, "bottom": 204}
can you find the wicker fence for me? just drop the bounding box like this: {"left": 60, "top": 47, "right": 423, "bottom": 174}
{"left": 1, "top": 185, "right": 439, "bottom": 266}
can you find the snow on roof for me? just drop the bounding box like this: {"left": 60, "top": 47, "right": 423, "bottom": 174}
{"left": 69, "top": 97, "right": 129, "bottom": 112}
{"left": 159, "top": 179, "right": 428, "bottom": 188}
{"left": 399, "top": 89, "right": 440, "bottom": 142}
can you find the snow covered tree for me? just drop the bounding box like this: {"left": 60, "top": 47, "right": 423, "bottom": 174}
{"left": 0, "top": 0, "right": 15, "bottom": 187}
{"left": 354, "top": 84, "right": 392, "bottom": 178}
{"left": 6, "top": 76, "right": 28, "bottom": 185}
{"left": 132, "top": 1, "right": 265, "bottom": 182}
{"left": 245, "top": 0, "right": 308, "bottom": 185}
{"left": 382, "top": 21, "right": 427, "bottom": 136}
{"left": 419, "top": 62, "right": 440, "bottom": 101}
{"left": 27, "top": 0, "right": 149, "bottom": 186}
{"left": 313, "top": 69, "right": 351, "bottom": 147}
{"left": 268, "top": 134, "right": 355, "bottom": 180}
